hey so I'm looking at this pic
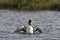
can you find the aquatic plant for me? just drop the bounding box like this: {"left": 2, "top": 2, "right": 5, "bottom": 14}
{"left": 0, "top": 0, "right": 60, "bottom": 10}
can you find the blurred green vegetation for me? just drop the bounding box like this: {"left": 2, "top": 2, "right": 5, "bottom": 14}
{"left": 0, "top": 0, "right": 60, "bottom": 10}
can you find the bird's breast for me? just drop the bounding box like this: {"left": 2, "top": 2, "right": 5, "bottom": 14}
{"left": 26, "top": 26, "right": 33, "bottom": 33}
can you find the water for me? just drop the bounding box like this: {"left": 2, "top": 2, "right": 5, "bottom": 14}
{"left": 0, "top": 10, "right": 60, "bottom": 40}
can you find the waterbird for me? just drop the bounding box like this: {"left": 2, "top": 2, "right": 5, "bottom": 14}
{"left": 14, "top": 19, "right": 42, "bottom": 34}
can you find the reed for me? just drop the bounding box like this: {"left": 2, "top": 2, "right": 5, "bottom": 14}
{"left": 0, "top": 0, "right": 60, "bottom": 10}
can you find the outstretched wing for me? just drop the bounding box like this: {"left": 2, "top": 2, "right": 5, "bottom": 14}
{"left": 22, "top": 26, "right": 26, "bottom": 32}
{"left": 14, "top": 26, "right": 26, "bottom": 33}
{"left": 33, "top": 26, "right": 42, "bottom": 33}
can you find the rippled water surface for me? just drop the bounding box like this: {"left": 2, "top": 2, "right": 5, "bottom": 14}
{"left": 0, "top": 10, "right": 60, "bottom": 40}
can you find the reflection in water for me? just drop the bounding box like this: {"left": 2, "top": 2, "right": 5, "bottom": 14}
{"left": 0, "top": 10, "right": 60, "bottom": 40}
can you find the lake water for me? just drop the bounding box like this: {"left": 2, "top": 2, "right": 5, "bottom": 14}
{"left": 0, "top": 10, "right": 60, "bottom": 40}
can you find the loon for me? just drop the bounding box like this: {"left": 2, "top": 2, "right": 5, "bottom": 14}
{"left": 15, "top": 20, "right": 42, "bottom": 34}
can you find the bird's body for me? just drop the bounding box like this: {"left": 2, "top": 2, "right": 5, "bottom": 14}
{"left": 14, "top": 25, "right": 42, "bottom": 34}
{"left": 26, "top": 25, "right": 33, "bottom": 33}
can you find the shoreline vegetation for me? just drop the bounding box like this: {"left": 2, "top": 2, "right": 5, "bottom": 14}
{"left": 0, "top": 0, "right": 60, "bottom": 11}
